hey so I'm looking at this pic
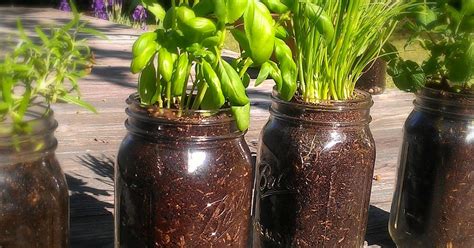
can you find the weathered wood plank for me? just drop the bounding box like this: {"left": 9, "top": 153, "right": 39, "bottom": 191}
{"left": 0, "top": 7, "right": 416, "bottom": 248}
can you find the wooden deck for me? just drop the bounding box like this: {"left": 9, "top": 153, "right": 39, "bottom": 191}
{"left": 0, "top": 8, "right": 415, "bottom": 248}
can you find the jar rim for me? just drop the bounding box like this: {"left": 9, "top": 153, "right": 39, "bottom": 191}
{"left": 415, "top": 86, "right": 474, "bottom": 118}
{"left": 0, "top": 104, "right": 57, "bottom": 139}
{"left": 126, "top": 93, "right": 236, "bottom": 126}
{"left": 417, "top": 86, "right": 474, "bottom": 104}
{"left": 0, "top": 105, "right": 58, "bottom": 162}
{"left": 271, "top": 89, "right": 374, "bottom": 111}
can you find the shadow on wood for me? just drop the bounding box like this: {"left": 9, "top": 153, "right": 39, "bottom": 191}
{"left": 67, "top": 153, "right": 115, "bottom": 248}
{"left": 366, "top": 205, "right": 396, "bottom": 248}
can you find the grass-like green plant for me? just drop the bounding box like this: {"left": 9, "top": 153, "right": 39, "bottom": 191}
{"left": 385, "top": 0, "right": 473, "bottom": 93}
{"left": 258, "top": 0, "right": 410, "bottom": 102}
{"left": 0, "top": 9, "right": 98, "bottom": 135}
{"left": 295, "top": 1, "right": 408, "bottom": 101}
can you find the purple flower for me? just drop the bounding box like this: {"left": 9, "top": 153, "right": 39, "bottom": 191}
{"left": 92, "top": 0, "right": 108, "bottom": 20}
{"left": 132, "top": 5, "right": 147, "bottom": 23}
{"left": 58, "top": 0, "right": 71, "bottom": 12}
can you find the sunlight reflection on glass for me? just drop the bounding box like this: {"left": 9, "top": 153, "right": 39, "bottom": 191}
{"left": 466, "top": 124, "right": 474, "bottom": 143}
{"left": 323, "top": 131, "right": 342, "bottom": 150}
{"left": 188, "top": 150, "right": 207, "bottom": 173}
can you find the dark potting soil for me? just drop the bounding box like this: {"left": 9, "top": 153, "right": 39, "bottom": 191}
{"left": 253, "top": 95, "right": 376, "bottom": 247}
{"left": 389, "top": 90, "right": 474, "bottom": 247}
{"left": 116, "top": 111, "right": 253, "bottom": 247}
{"left": 0, "top": 154, "right": 69, "bottom": 248}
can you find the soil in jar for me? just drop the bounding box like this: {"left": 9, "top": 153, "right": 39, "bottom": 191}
{"left": 117, "top": 112, "right": 253, "bottom": 247}
{"left": 0, "top": 154, "right": 69, "bottom": 248}
{"left": 254, "top": 96, "right": 376, "bottom": 247}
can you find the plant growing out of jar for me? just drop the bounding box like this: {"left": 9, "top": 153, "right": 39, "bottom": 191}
{"left": 385, "top": 0, "right": 473, "bottom": 247}
{"left": 0, "top": 5, "right": 97, "bottom": 247}
{"left": 115, "top": 0, "right": 278, "bottom": 246}
{"left": 246, "top": 0, "right": 411, "bottom": 247}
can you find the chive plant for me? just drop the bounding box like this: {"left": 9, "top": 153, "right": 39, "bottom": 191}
{"left": 259, "top": 0, "right": 411, "bottom": 102}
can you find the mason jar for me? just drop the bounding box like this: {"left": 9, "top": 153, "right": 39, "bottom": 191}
{"left": 0, "top": 108, "right": 69, "bottom": 248}
{"left": 253, "top": 90, "right": 376, "bottom": 247}
{"left": 116, "top": 94, "right": 253, "bottom": 247}
{"left": 389, "top": 87, "right": 474, "bottom": 247}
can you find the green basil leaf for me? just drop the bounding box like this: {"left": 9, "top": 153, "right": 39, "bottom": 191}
{"left": 231, "top": 102, "right": 250, "bottom": 131}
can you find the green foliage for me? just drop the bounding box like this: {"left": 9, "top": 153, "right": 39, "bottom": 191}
{"left": 256, "top": 0, "right": 410, "bottom": 101}
{"left": 131, "top": 0, "right": 276, "bottom": 131}
{"left": 386, "top": 0, "right": 474, "bottom": 93}
{"left": 0, "top": 10, "right": 97, "bottom": 135}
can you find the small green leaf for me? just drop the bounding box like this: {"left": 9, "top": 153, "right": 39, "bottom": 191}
{"left": 255, "top": 62, "right": 272, "bottom": 86}
{"left": 218, "top": 59, "right": 249, "bottom": 106}
{"left": 139, "top": 62, "right": 158, "bottom": 105}
{"left": 59, "top": 94, "right": 97, "bottom": 113}
{"left": 0, "top": 102, "right": 9, "bottom": 113}
{"left": 267, "top": 60, "right": 282, "bottom": 91}
{"left": 80, "top": 27, "right": 107, "bottom": 39}
{"left": 141, "top": 0, "right": 166, "bottom": 22}
{"left": 231, "top": 103, "right": 250, "bottom": 131}
{"left": 201, "top": 60, "right": 225, "bottom": 109}
{"left": 242, "top": 73, "right": 251, "bottom": 88}
{"left": 303, "top": 3, "right": 334, "bottom": 42}
{"left": 389, "top": 60, "right": 425, "bottom": 92}
{"left": 230, "top": 29, "right": 250, "bottom": 53}
{"left": 35, "top": 26, "right": 50, "bottom": 45}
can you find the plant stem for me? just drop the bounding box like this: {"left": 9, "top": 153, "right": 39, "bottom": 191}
{"left": 180, "top": 63, "right": 192, "bottom": 110}
{"left": 239, "top": 58, "right": 253, "bottom": 79}
{"left": 191, "top": 81, "right": 208, "bottom": 110}
{"left": 166, "top": 80, "right": 171, "bottom": 108}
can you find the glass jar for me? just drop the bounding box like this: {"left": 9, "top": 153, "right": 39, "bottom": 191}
{"left": 253, "top": 90, "right": 376, "bottom": 247}
{"left": 356, "top": 58, "right": 387, "bottom": 95}
{"left": 116, "top": 95, "right": 253, "bottom": 247}
{"left": 389, "top": 87, "right": 474, "bottom": 247}
{"left": 0, "top": 108, "right": 69, "bottom": 248}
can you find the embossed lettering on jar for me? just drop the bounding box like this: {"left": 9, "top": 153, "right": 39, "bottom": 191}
{"left": 116, "top": 94, "right": 253, "bottom": 247}
{"left": 0, "top": 108, "right": 69, "bottom": 248}
{"left": 389, "top": 87, "right": 474, "bottom": 247}
{"left": 253, "top": 90, "right": 376, "bottom": 247}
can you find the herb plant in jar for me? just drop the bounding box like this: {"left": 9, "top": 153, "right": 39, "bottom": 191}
{"left": 246, "top": 0, "right": 410, "bottom": 247}
{"left": 0, "top": 10, "right": 96, "bottom": 248}
{"left": 386, "top": 1, "right": 474, "bottom": 246}
{"left": 115, "top": 0, "right": 276, "bottom": 246}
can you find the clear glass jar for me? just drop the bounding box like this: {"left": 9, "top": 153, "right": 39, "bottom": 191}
{"left": 116, "top": 94, "right": 253, "bottom": 247}
{"left": 356, "top": 58, "right": 387, "bottom": 95}
{"left": 253, "top": 90, "right": 376, "bottom": 247}
{"left": 0, "top": 108, "right": 69, "bottom": 248}
{"left": 389, "top": 87, "right": 474, "bottom": 247}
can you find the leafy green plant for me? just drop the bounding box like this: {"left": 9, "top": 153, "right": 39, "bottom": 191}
{"left": 385, "top": 0, "right": 474, "bottom": 93}
{"left": 252, "top": 0, "right": 410, "bottom": 102}
{"left": 132, "top": 0, "right": 279, "bottom": 131}
{"left": 0, "top": 8, "right": 98, "bottom": 135}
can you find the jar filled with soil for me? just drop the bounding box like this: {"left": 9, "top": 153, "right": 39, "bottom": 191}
{"left": 0, "top": 107, "right": 69, "bottom": 248}
{"left": 356, "top": 58, "right": 387, "bottom": 95}
{"left": 116, "top": 94, "right": 253, "bottom": 247}
{"left": 389, "top": 87, "right": 474, "bottom": 247}
{"left": 253, "top": 90, "right": 376, "bottom": 247}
